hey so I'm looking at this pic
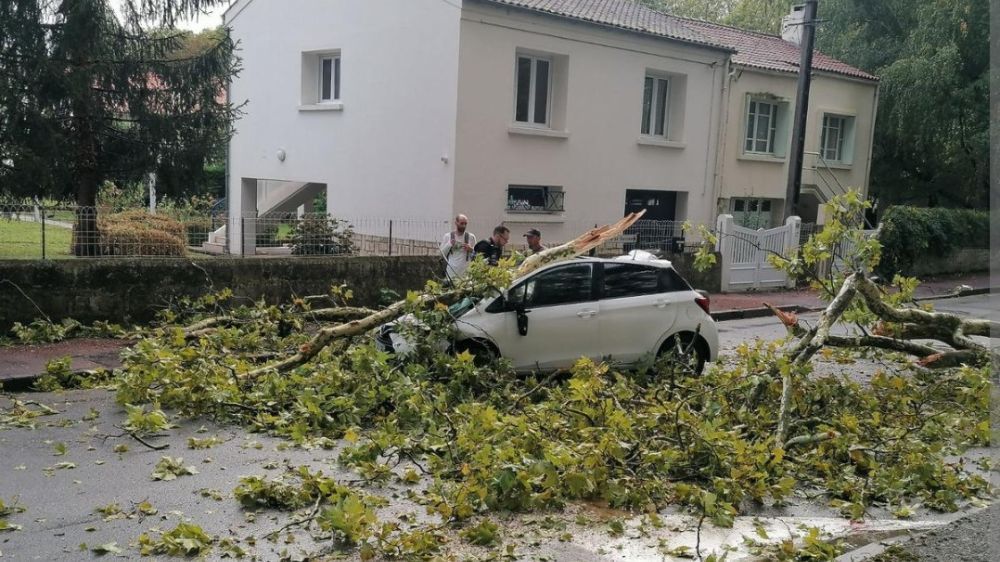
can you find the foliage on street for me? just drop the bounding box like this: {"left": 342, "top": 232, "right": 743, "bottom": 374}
{"left": 104, "top": 199, "right": 993, "bottom": 557}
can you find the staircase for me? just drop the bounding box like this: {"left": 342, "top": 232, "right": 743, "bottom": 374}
{"left": 201, "top": 181, "right": 325, "bottom": 254}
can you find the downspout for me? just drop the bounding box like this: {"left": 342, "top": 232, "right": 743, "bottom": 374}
{"left": 862, "top": 82, "right": 879, "bottom": 201}
{"left": 710, "top": 57, "right": 733, "bottom": 220}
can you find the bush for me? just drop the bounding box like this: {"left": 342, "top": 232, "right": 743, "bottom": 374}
{"left": 291, "top": 216, "right": 355, "bottom": 256}
{"left": 95, "top": 210, "right": 187, "bottom": 256}
{"left": 877, "top": 206, "right": 989, "bottom": 277}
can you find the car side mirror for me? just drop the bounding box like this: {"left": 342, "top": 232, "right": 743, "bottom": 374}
{"left": 516, "top": 305, "right": 529, "bottom": 336}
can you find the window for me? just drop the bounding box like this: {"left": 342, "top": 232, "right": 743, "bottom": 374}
{"left": 640, "top": 76, "right": 669, "bottom": 136}
{"left": 745, "top": 99, "right": 778, "bottom": 154}
{"left": 522, "top": 264, "right": 594, "bottom": 307}
{"left": 602, "top": 263, "right": 690, "bottom": 299}
{"left": 820, "top": 113, "right": 855, "bottom": 164}
{"left": 602, "top": 264, "right": 660, "bottom": 299}
{"left": 731, "top": 198, "right": 773, "bottom": 229}
{"left": 319, "top": 55, "right": 341, "bottom": 102}
{"left": 506, "top": 185, "right": 564, "bottom": 213}
{"left": 301, "top": 50, "right": 342, "bottom": 108}
{"left": 514, "top": 55, "right": 551, "bottom": 126}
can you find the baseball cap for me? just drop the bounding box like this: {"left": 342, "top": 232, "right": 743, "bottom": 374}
{"left": 523, "top": 228, "right": 541, "bottom": 237}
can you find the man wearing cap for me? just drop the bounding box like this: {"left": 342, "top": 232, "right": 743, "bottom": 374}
{"left": 524, "top": 228, "right": 546, "bottom": 254}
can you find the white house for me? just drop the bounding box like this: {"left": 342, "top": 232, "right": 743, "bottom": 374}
{"left": 222, "top": 0, "right": 877, "bottom": 254}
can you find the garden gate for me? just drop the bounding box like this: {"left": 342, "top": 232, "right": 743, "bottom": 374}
{"left": 715, "top": 215, "right": 801, "bottom": 292}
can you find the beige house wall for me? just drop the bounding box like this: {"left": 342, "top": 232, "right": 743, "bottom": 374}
{"left": 453, "top": 1, "right": 730, "bottom": 243}
{"left": 717, "top": 67, "right": 878, "bottom": 225}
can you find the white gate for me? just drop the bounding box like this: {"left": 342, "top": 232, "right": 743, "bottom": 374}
{"left": 716, "top": 215, "right": 801, "bottom": 292}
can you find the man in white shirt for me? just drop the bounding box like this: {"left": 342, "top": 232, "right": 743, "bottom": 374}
{"left": 440, "top": 214, "right": 476, "bottom": 282}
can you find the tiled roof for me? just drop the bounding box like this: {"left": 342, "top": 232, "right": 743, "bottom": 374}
{"left": 480, "top": 0, "right": 877, "bottom": 82}
{"left": 481, "top": 0, "right": 734, "bottom": 52}
{"left": 682, "top": 19, "right": 878, "bottom": 81}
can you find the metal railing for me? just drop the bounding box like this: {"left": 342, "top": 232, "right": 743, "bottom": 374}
{"left": 1, "top": 204, "right": 711, "bottom": 260}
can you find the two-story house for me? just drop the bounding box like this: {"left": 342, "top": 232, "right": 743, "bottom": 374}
{"left": 222, "top": 0, "right": 876, "bottom": 254}
{"left": 685, "top": 8, "right": 879, "bottom": 228}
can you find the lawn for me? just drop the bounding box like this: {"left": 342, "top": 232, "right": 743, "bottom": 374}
{"left": 0, "top": 219, "right": 73, "bottom": 259}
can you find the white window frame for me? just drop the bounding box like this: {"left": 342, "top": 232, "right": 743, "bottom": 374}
{"left": 319, "top": 54, "right": 341, "bottom": 103}
{"left": 514, "top": 54, "right": 552, "bottom": 127}
{"left": 820, "top": 114, "right": 848, "bottom": 162}
{"left": 640, "top": 75, "right": 670, "bottom": 137}
{"left": 744, "top": 99, "right": 779, "bottom": 154}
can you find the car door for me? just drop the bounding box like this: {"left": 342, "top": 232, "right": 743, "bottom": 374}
{"left": 597, "top": 263, "right": 685, "bottom": 364}
{"left": 494, "top": 262, "right": 600, "bottom": 371}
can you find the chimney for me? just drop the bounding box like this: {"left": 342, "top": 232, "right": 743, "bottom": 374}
{"left": 781, "top": 4, "right": 806, "bottom": 44}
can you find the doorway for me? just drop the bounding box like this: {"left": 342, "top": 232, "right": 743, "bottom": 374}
{"left": 624, "top": 189, "right": 677, "bottom": 220}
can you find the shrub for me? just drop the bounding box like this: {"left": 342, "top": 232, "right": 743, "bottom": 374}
{"left": 291, "top": 216, "right": 355, "bottom": 256}
{"left": 876, "top": 206, "right": 989, "bottom": 277}
{"left": 93, "top": 210, "right": 187, "bottom": 256}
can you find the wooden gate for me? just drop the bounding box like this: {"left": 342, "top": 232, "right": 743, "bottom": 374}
{"left": 716, "top": 215, "right": 801, "bottom": 292}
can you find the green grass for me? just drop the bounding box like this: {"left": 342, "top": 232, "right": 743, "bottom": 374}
{"left": 0, "top": 219, "right": 73, "bottom": 259}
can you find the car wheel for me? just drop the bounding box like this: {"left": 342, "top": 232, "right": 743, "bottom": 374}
{"left": 455, "top": 340, "right": 499, "bottom": 367}
{"left": 658, "top": 333, "right": 707, "bottom": 375}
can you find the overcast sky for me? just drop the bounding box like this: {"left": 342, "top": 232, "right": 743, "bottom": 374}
{"left": 114, "top": 1, "right": 231, "bottom": 32}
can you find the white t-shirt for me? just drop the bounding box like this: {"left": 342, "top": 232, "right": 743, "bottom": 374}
{"left": 440, "top": 230, "right": 477, "bottom": 281}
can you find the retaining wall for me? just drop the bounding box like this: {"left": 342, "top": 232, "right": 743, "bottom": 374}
{"left": 0, "top": 252, "right": 721, "bottom": 331}
{"left": 0, "top": 256, "right": 440, "bottom": 330}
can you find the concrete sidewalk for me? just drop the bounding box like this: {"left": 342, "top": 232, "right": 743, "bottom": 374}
{"left": 0, "top": 271, "right": 991, "bottom": 387}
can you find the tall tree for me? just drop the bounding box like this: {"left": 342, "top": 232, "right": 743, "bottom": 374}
{"left": 0, "top": 0, "right": 239, "bottom": 255}
{"left": 815, "top": 0, "right": 989, "bottom": 208}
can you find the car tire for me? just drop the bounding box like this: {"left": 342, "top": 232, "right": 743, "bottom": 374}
{"left": 455, "top": 340, "right": 499, "bottom": 367}
{"left": 658, "top": 333, "right": 707, "bottom": 375}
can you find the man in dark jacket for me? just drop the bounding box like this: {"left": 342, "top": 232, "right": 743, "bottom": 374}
{"left": 473, "top": 225, "right": 510, "bottom": 265}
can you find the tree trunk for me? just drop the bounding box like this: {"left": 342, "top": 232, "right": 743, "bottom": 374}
{"left": 71, "top": 96, "right": 102, "bottom": 257}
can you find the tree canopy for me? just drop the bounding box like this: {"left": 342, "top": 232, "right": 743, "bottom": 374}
{"left": 0, "top": 0, "right": 240, "bottom": 251}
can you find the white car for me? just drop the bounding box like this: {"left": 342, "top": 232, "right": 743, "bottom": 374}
{"left": 376, "top": 255, "right": 719, "bottom": 373}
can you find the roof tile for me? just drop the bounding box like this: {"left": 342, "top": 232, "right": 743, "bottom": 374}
{"left": 482, "top": 0, "right": 877, "bottom": 81}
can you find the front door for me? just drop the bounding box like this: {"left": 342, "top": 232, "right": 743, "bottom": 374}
{"left": 624, "top": 189, "right": 677, "bottom": 220}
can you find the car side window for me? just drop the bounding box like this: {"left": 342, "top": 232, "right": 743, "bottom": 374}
{"left": 524, "top": 263, "right": 594, "bottom": 307}
{"left": 602, "top": 263, "right": 660, "bottom": 299}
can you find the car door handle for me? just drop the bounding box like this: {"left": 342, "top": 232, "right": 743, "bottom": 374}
{"left": 654, "top": 299, "right": 668, "bottom": 308}
{"left": 576, "top": 310, "right": 597, "bottom": 318}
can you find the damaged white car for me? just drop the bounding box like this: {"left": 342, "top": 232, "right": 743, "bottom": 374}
{"left": 375, "top": 253, "right": 719, "bottom": 373}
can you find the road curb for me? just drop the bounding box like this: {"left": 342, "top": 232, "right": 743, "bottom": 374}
{"left": 711, "top": 304, "right": 807, "bottom": 322}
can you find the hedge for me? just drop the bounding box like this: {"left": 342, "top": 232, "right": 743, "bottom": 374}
{"left": 97, "top": 210, "right": 186, "bottom": 256}
{"left": 876, "top": 206, "right": 989, "bottom": 277}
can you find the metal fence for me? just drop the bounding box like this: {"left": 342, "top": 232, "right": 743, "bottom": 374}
{"left": 0, "top": 204, "right": 710, "bottom": 260}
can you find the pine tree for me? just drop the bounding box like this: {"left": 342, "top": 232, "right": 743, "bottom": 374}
{"left": 0, "top": 0, "right": 240, "bottom": 255}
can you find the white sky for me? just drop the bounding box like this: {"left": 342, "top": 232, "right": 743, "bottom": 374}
{"left": 114, "top": 1, "right": 232, "bottom": 32}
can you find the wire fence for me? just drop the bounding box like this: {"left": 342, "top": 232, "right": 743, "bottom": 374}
{"left": 0, "top": 204, "right": 715, "bottom": 260}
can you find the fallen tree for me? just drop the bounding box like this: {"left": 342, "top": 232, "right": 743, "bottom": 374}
{"left": 100, "top": 194, "right": 993, "bottom": 559}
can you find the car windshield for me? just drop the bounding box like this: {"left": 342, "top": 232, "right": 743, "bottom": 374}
{"left": 448, "top": 297, "right": 477, "bottom": 318}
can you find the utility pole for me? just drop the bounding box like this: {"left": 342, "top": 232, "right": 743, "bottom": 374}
{"left": 783, "top": 0, "right": 818, "bottom": 220}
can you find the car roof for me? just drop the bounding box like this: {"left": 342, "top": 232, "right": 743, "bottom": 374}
{"left": 531, "top": 255, "right": 675, "bottom": 274}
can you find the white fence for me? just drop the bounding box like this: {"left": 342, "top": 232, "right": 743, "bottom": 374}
{"left": 715, "top": 215, "right": 802, "bottom": 292}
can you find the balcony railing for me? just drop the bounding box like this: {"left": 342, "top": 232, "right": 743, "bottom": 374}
{"left": 505, "top": 189, "right": 564, "bottom": 213}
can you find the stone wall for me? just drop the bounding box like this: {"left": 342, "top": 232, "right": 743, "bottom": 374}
{"left": 0, "top": 252, "right": 721, "bottom": 331}
{"left": 0, "top": 256, "right": 441, "bottom": 331}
